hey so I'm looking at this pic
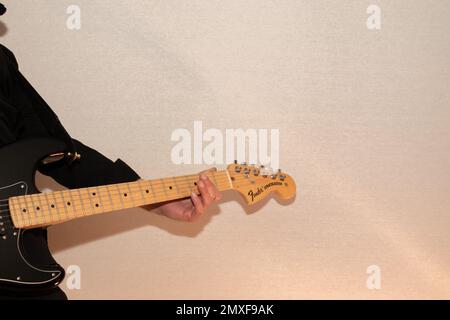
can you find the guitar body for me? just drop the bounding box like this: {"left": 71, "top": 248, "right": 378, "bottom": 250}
{"left": 0, "top": 137, "right": 67, "bottom": 293}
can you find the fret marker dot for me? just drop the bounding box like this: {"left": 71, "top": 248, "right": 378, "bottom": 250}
{"left": 145, "top": 190, "right": 149, "bottom": 193}
{"left": 95, "top": 204, "right": 99, "bottom": 207}
{"left": 22, "top": 209, "right": 26, "bottom": 213}
{"left": 67, "top": 202, "right": 71, "bottom": 206}
{"left": 51, "top": 204, "right": 55, "bottom": 208}
{"left": 169, "top": 186, "right": 172, "bottom": 190}
{"left": 92, "top": 192, "right": 96, "bottom": 196}
{"left": 124, "top": 193, "right": 127, "bottom": 197}
{"left": 36, "top": 207, "right": 40, "bottom": 210}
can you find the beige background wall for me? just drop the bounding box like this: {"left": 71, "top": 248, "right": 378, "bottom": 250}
{"left": 1, "top": 0, "right": 449, "bottom": 299}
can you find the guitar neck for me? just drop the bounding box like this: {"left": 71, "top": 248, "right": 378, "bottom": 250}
{"left": 9, "top": 170, "right": 233, "bottom": 229}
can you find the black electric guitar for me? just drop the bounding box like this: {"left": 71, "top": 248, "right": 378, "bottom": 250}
{"left": 0, "top": 137, "right": 296, "bottom": 293}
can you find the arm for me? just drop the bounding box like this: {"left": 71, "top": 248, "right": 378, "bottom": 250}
{"left": 38, "top": 138, "right": 141, "bottom": 189}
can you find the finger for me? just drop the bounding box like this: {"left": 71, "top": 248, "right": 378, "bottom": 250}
{"left": 200, "top": 175, "right": 217, "bottom": 199}
{"left": 207, "top": 175, "right": 222, "bottom": 201}
{"left": 214, "top": 189, "right": 222, "bottom": 201}
{"left": 198, "top": 167, "right": 218, "bottom": 185}
{"left": 197, "top": 179, "right": 213, "bottom": 208}
{"left": 190, "top": 192, "right": 204, "bottom": 216}
{"left": 199, "top": 167, "right": 217, "bottom": 175}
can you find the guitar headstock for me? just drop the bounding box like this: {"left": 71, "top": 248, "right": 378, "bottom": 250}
{"left": 226, "top": 161, "right": 296, "bottom": 205}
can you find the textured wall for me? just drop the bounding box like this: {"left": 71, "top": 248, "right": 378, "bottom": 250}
{"left": 1, "top": 0, "right": 449, "bottom": 299}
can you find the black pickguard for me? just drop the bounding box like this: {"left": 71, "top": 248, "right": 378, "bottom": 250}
{"left": 0, "top": 137, "right": 67, "bottom": 293}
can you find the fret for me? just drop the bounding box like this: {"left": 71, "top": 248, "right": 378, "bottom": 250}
{"left": 184, "top": 175, "right": 197, "bottom": 196}
{"left": 170, "top": 176, "right": 180, "bottom": 195}
{"left": 175, "top": 176, "right": 187, "bottom": 196}
{"left": 184, "top": 175, "right": 196, "bottom": 195}
{"left": 169, "top": 177, "right": 178, "bottom": 197}
{"left": 58, "top": 190, "right": 71, "bottom": 221}
{"left": 41, "top": 192, "right": 54, "bottom": 224}
{"left": 21, "top": 195, "right": 32, "bottom": 227}
{"left": 47, "top": 191, "right": 59, "bottom": 224}
{"left": 66, "top": 190, "right": 78, "bottom": 219}
{"left": 160, "top": 178, "right": 169, "bottom": 200}
{"left": 52, "top": 191, "right": 67, "bottom": 220}
{"left": 18, "top": 195, "right": 27, "bottom": 227}
{"left": 108, "top": 184, "right": 123, "bottom": 210}
{"left": 113, "top": 184, "right": 126, "bottom": 210}
{"left": 84, "top": 187, "right": 95, "bottom": 215}
{"left": 126, "top": 182, "right": 140, "bottom": 208}
{"left": 148, "top": 180, "right": 157, "bottom": 204}
{"left": 62, "top": 189, "right": 76, "bottom": 219}
{"left": 26, "top": 194, "right": 36, "bottom": 225}
{"left": 103, "top": 185, "right": 116, "bottom": 212}
{"left": 87, "top": 186, "right": 103, "bottom": 215}
{"left": 68, "top": 189, "right": 83, "bottom": 218}
{"left": 14, "top": 197, "right": 24, "bottom": 227}
{"left": 96, "top": 186, "right": 106, "bottom": 214}
{"left": 116, "top": 183, "right": 132, "bottom": 209}
{"left": 179, "top": 177, "right": 190, "bottom": 197}
{"left": 94, "top": 186, "right": 108, "bottom": 213}
{"left": 28, "top": 194, "right": 39, "bottom": 225}
{"left": 125, "top": 183, "right": 136, "bottom": 208}
{"left": 136, "top": 180, "right": 147, "bottom": 205}
{"left": 74, "top": 188, "right": 86, "bottom": 217}
{"left": 76, "top": 187, "right": 88, "bottom": 217}
{"left": 36, "top": 193, "right": 47, "bottom": 225}
{"left": 10, "top": 197, "right": 22, "bottom": 228}
{"left": 166, "top": 177, "right": 182, "bottom": 201}
{"left": 100, "top": 186, "right": 112, "bottom": 212}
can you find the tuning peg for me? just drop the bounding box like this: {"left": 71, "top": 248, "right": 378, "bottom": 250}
{"left": 278, "top": 168, "right": 281, "bottom": 173}
{"left": 234, "top": 160, "right": 238, "bottom": 164}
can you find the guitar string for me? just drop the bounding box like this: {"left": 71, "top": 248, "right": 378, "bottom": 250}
{"left": 0, "top": 173, "right": 280, "bottom": 210}
{"left": 0, "top": 172, "right": 232, "bottom": 206}
{"left": 0, "top": 166, "right": 279, "bottom": 205}
{"left": 0, "top": 170, "right": 281, "bottom": 207}
{"left": 0, "top": 175, "right": 265, "bottom": 217}
{"left": 0, "top": 173, "right": 233, "bottom": 207}
{"left": 0, "top": 177, "right": 277, "bottom": 213}
{"left": 0, "top": 174, "right": 286, "bottom": 222}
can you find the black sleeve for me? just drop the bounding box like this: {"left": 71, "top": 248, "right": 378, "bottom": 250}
{"left": 38, "top": 138, "right": 141, "bottom": 189}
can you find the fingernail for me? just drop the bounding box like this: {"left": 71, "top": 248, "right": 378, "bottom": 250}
{"left": 191, "top": 192, "right": 197, "bottom": 198}
{"left": 201, "top": 175, "right": 208, "bottom": 180}
{"left": 198, "top": 181, "right": 204, "bottom": 188}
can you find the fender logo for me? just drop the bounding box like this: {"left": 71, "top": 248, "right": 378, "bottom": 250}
{"left": 248, "top": 181, "right": 282, "bottom": 202}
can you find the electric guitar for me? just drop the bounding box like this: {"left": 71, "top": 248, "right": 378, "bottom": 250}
{"left": 0, "top": 137, "right": 296, "bottom": 293}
